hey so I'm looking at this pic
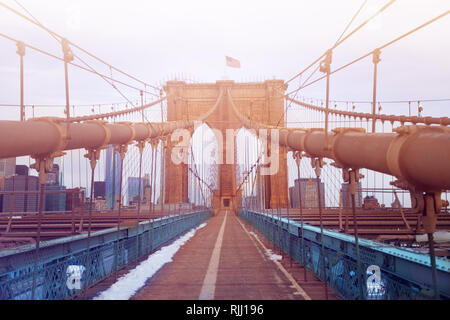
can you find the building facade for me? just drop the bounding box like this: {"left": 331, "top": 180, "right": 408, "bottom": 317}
{"left": 105, "top": 145, "right": 122, "bottom": 210}
{"left": 2, "top": 174, "right": 39, "bottom": 213}
{"left": 44, "top": 185, "right": 66, "bottom": 212}
{"left": 127, "top": 177, "right": 143, "bottom": 205}
{"left": 290, "top": 178, "right": 325, "bottom": 208}
{"left": 46, "top": 164, "right": 60, "bottom": 186}
{"left": 341, "top": 182, "right": 363, "bottom": 208}
{"left": 0, "top": 158, "right": 16, "bottom": 178}
{"left": 94, "top": 181, "right": 106, "bottom": 199}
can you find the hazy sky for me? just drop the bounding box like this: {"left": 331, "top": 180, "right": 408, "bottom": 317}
{"left": 0, "top": 0, "right": 449, "bottom": 119}
{"left": 0, "top": 1, "right": 449, "bottom": 206}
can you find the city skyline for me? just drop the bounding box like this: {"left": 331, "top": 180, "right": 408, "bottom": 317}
{"left": 0, "top": 1, "right": 448, "bottom": 302}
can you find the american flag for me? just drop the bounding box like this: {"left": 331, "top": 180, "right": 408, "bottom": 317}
{"left": 225, "top": 56, "right": 241, "bottom": 68}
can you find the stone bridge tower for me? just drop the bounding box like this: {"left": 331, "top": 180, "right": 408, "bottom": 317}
{"left": 163, "top": 80, "right": 288, "bottom": 211}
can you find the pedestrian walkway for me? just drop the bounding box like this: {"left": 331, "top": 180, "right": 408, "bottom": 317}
{"left": 132, "top": 210, "right": 339, "bottom": 300}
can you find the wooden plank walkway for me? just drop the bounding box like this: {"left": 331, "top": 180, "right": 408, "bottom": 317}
{"left": 132, "top": 210, "right": 339, "bottom": 300}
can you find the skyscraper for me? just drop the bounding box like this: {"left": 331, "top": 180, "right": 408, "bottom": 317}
{"left": 0, "top": 158, "right": 16, "bottom": 178}
{"left": 127, "top": 177, "right": 143, "bottom": 204}
{"left": 45, "top": 185, "right": 66, "bottom": 212}
{"left": 144, "top": 184, "right": 152, "bottom": 204}
{"left": 290, "top": 178, "right": 325, "bottom": 208}
{"left": 2, "top": 173, "right": 39, "bottom": 213}
{"left": 46, "top": 164, "right": 60, "bottom": 186}
{"left": 94, "top": 181, "right": 106, "bottom": 199}
{"left": 341, "top": 182, "right": 363, "bottom": 208}
{"left": 105, "top": 145, "right": 121, "bottom": 210}
{"left": 0, "top": 158, "right": 16, "bottom": 194}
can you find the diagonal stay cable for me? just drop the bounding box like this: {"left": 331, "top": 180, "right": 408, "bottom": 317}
{"left": 1, "top": 1, "right": 161, "bottom": 91}
{"left": 287, "top": 10, "right": 450, "bottom": 96}
{"left": 0, "top": 32, "right": 157, "bottom": 97}
{"left": 11, "top": 0, "right": 158, "bottom": 103}
{"left": 276, "top": 0, "right": 369, "bottom": 128}
{"left": 285, "top": 0, "right": 395, "bottom": 85}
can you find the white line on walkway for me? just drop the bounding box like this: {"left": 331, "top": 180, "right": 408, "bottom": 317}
{"left": 235, "top": 216, "right": 312, "bottom": 300}
{"left": 198, "top": 210, "right": 228, "bottom": 300}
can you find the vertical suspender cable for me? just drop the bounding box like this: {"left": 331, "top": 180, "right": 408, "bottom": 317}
{"left": 82, "top": 151, "right": 97, "bottom": 299}
{"left": 17, "top": 41, "right": 25, "bottom": 121}
{"left": 315, "top": 169, "right": 329, "bottom": 300}
{"left": 31, "top": 180, "right": 45, "bottom": 299}
{"left": 294, "top": 153, "right": 307, "bottom": 282}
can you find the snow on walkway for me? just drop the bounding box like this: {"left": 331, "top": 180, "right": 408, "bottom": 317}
{"left": 93, "top": 222, "right": 207, "bottom": 300}
{"left": 249, "top": 231, "right": 282, "bottom": 261}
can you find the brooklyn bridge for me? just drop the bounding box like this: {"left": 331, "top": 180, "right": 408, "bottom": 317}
{"left": 0, "top": 1, "right": 449, "bottom": 300}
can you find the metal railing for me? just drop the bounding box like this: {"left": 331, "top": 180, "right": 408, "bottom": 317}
{"left": 241, "top": 209, "right": 450, "bottom": 300}
{"left": 0, "top": 209, "right": 212, "bottom": 300}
